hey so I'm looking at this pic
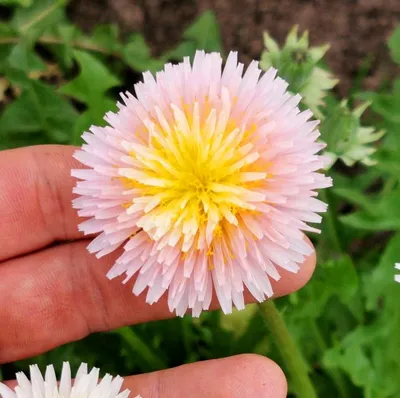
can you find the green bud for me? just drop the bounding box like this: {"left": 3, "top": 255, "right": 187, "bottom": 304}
{"left": 320, "top": 100, "right": 385, "bottom": 168}
{"left": 260, "top": 25, "right": 338, "bottom": 119}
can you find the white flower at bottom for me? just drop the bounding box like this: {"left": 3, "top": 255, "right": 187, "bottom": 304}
{"left": 0, "top": 362, "right": 141, "bottom": 398}
{"left": 395, "top": 263, "right": 400, "bottom": 283}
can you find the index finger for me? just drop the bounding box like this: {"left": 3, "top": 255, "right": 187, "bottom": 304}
{"left": 0, "top": 145, "right": 82, "bottom": 261}
{"left": 0, "top": 238, "right": 315, "bottom": 363}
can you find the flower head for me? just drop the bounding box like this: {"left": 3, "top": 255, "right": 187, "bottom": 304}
{"left": 0, "top": 362, "right": 139, "bottom": 398}
{"left": 72, "top": 51, "right": 332, "bottom": 317}
{"left": 395, "top": 263, "right": 400, "bottom": 283}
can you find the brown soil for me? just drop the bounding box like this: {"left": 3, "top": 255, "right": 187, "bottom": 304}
{"left": 68, "top": 0, "right": 400, "bottom": 95}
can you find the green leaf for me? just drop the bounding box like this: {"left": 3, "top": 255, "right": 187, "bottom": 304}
{"left": 91, "top": 24, "right": 121, "bottom": 54}
{"left": 11, "top": 0, "right": 66, "bottom": 37}
{"left": 220, "top": 304, "right": 258, "bottom": 337}
{"left": 0, "top": 23, "right": 19, "bottom": 70}
{"left": 70, "top": 98, "right": 116, "bottom": 145}
{"left": 323, "top": 255, "right": 359, "bottom": 303}
{"left": 7, "top": 40, "right": 45, "bottom": 71}
{"left": 0, "top": 78, "right": 77, "bottom": 145}
{"left": 45, "top": 23, "right": 85, "bottom": 69}
{"left": 324, "top": 234, "right": 400, "bottom": 398}
{"left": 287, "top": 255, "right": 359, "bottom": 321}
{"left": 59, "top": 50, "right": 120, "bottom": 140}
{"left": 321, "top": 100, "right": 384, "bottom": 168}
{"left": 59, "top": 49, "right": 120, "bottom": 112}
{"left": 358, "top": 81, "right": 400, "bottom": 125}
{"left": 165, "top": 40, "right": 198, "bottom": 61}
{"left": 0, "top": 90, "right": 42, "bottom": 134}
{"left": 333, "top": 187, "right": 378, "bottom": 215}
{"left": 388, "top": 26, "right": 400, "bottom": 66}
{"left": 323, "top": 327, "right": 381, "bottom": 396}
{"left": 374, "top": 148, "right": 400, "bottom": 180}
{"left": 182, "top": 10, "right": 223, "bottom": 53}
{"left": 0, "top": 0, "right": 32, "bottom": 6}
{"left": 340, "top": 188, "right": 400, "bottom": 231}
{"left": 364, "top": 233, "right": 400, "bottom": 310}
{"left": 113, "top": 327, "right": 167, "bottom": 372}
{"left": 122, "top": 34, "right": 164, "bottom": 73}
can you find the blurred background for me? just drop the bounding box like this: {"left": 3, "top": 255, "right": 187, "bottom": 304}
{"left": 1, "top": 1, "right": 400, "bottom": 397}
{"left": 70, "top": 0, "right": 400, "bottom": 96}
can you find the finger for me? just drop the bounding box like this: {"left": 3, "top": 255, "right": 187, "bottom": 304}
{"left": 0, "top": 145, "right": 81, "bottom": 261}
{"left": 0, "top": 238, "right": 315, "bottom": 363}
{"left": 125, "top": 354, "right": 287, "bottom": 397}
{"left": 2, "top": 355, "right": 287, "bottom": 398}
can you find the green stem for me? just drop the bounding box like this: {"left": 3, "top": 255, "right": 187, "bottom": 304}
{"left": 114, "top": 327, "right": 167, "bottom": 371}
{"left": 259, "top": 301, "right": 317, "bottom": 398}
{"left": 20, "top": 2, "right": 61, "bottom": 33}
{"left": 0, "top": 35, "right": 121, "bottom": 58}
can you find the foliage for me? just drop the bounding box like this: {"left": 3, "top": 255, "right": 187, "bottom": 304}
{"left": 0, "top": 0, "right": 223, "bottom": 148}
{"left": 260, "top": 25, "right": 338, "bottom": 119}
{"left": 1, "top": 2, "right": 400, "bottom": 398}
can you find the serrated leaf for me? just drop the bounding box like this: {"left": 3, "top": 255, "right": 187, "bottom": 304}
{"left": 287, "top": 255, "right": 358, "bottom": 321}
{"left": 364, "top": 233, "right": 400, "bottom": 310}
{"left": 45, "top": 23, "right": 84, "bottom": 69}
{"left": 60, "top": 50, "right": 120, "bottom": 139}
{"left": 0, "top": 78, "right": 77, "bottom": 144}
{"left": 321, "top": 100, "right": 384, "bottom": 167}
{"left": 59, "top": 49, "right": 120, "bottom": 107}
{"left": 324, "top": 234, "right": 400, "bottom": 398}
{"left": 340, "top": 188, "right": 400, "bottom": 231}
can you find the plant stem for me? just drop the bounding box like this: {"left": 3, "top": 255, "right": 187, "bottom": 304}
{"left": 0, "top": 35, "right": 121, "bottom": 58}
{"left": 20, "top": 2, "right": 61, "bottom": 33}
{"left": 114, "top": 327, "right": 167, "bottom": 371}
{"left": 259, "top": 301, "right": 317, "bottom": 398}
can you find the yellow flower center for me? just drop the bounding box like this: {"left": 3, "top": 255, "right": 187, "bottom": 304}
{"left": 120, "top": 94, "right": 267, "bottom": 251}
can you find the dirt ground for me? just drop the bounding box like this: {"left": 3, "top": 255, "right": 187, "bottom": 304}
{"left": 69, "top": 0, "right": 400, "bottom": 95}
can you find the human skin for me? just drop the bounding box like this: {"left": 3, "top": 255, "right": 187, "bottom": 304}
{"left": 0, "top": 145, "right": 316, "bottom": 397}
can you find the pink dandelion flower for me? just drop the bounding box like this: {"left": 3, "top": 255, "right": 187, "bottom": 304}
{"left": 72, "top": 51, "right": 332, "bottom": 317}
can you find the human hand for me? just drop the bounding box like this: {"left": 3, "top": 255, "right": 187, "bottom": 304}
{"left": 0, "top": 145, "right": 316, "bottom": 397}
